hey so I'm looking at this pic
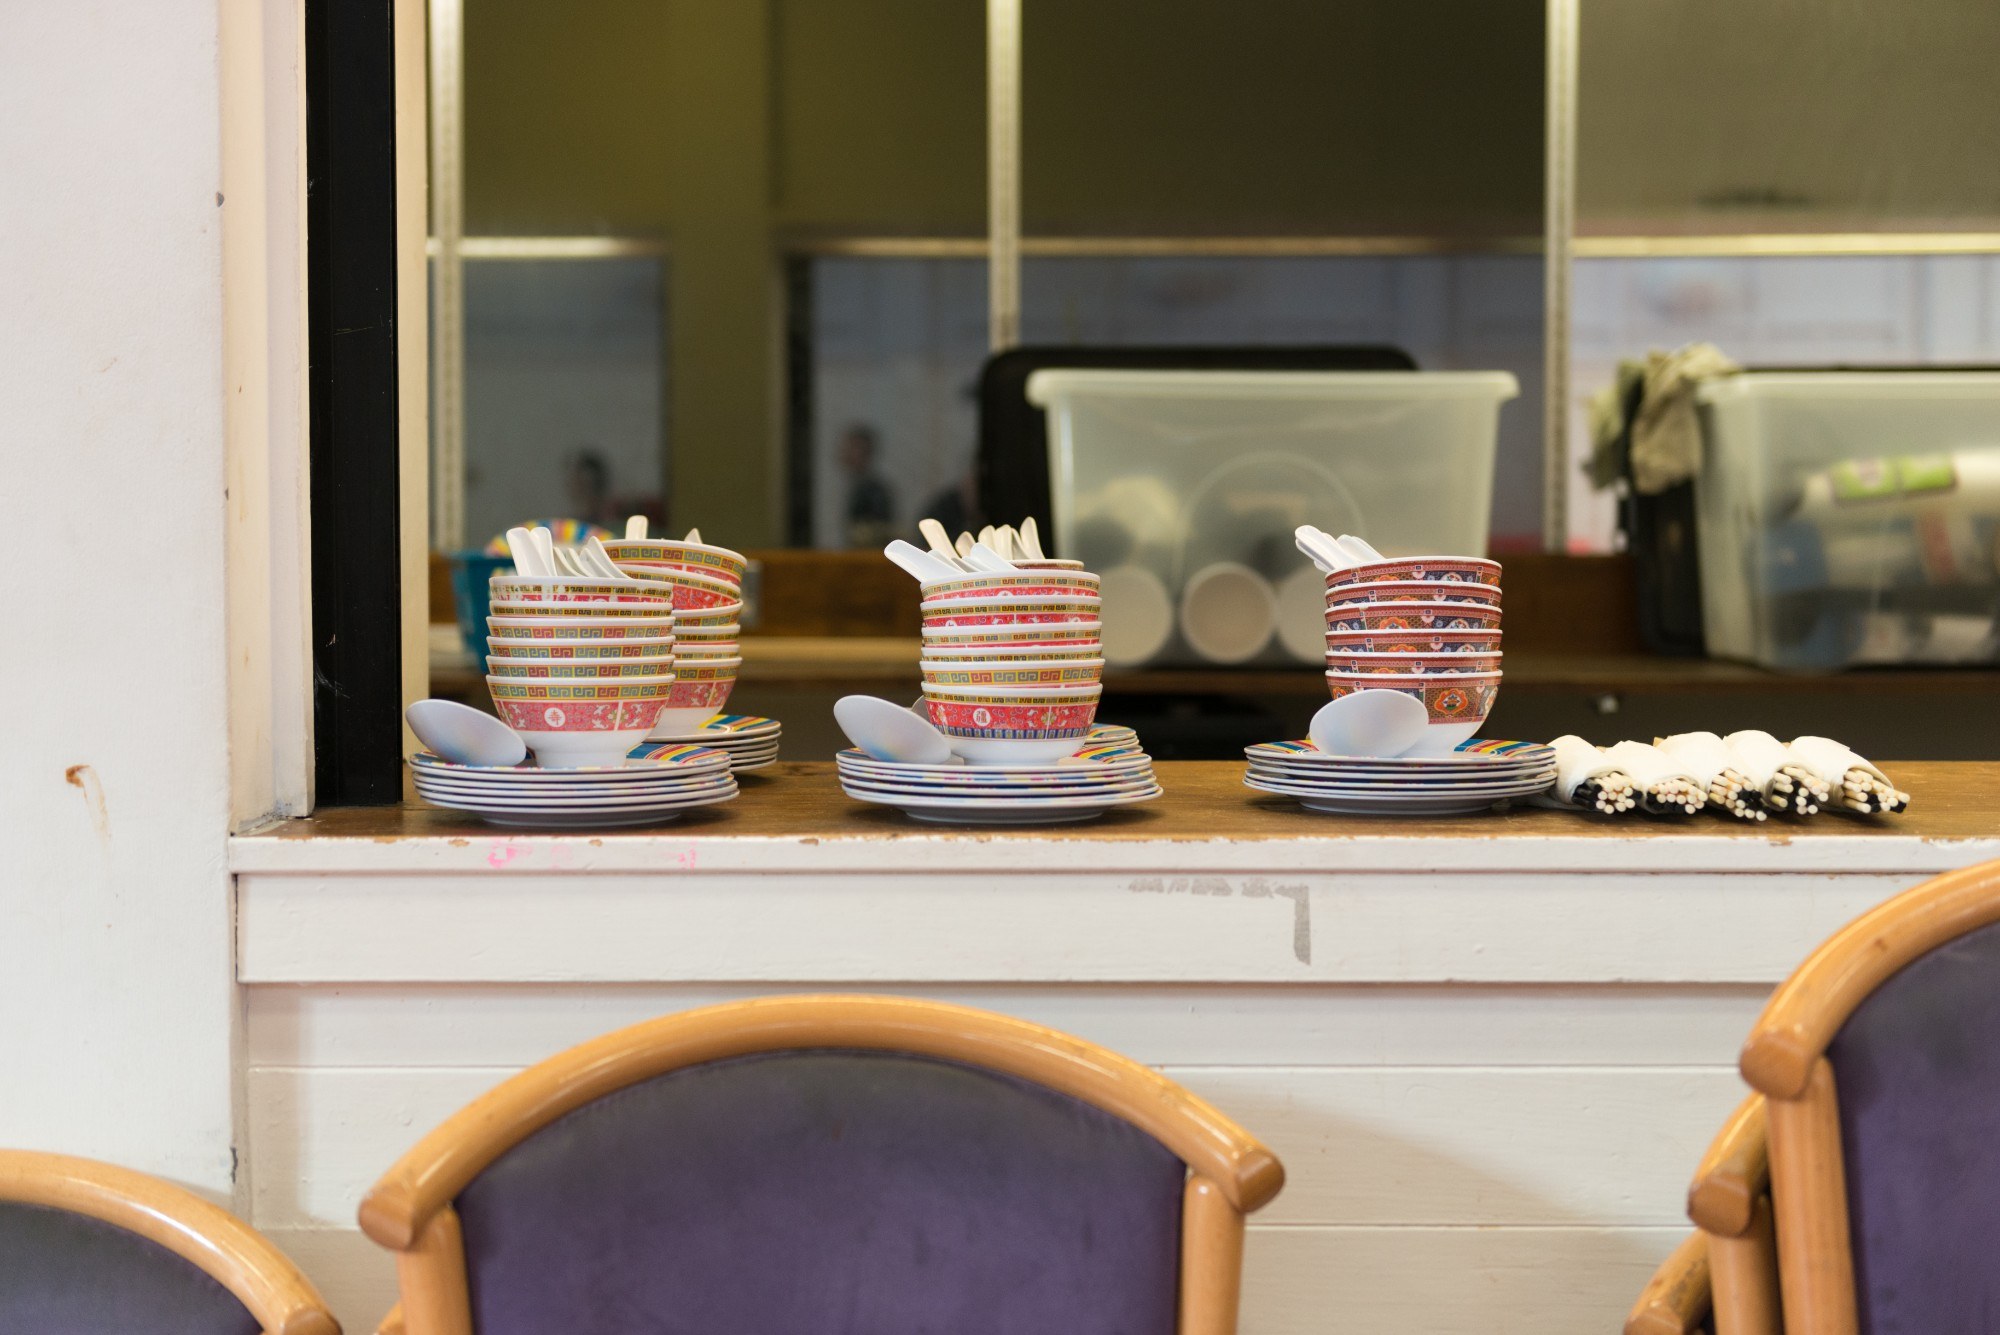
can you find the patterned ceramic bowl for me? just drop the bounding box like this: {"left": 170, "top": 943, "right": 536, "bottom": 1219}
{"left": 674, "top": 600, "right": 746, "bottom": 629}
{"left": 673, "top": 641, "right": 739, "bottom": 660}
{"left": 1009, "top": 558, "right": 1088, "bottom": 571}
{"left": 486, "top": 656, "right": 677, "bottom": 679}
{"left": 1326, "top": 581, "right": 1502, "bottom": 609}
{"left": 923, "top": 692, "right": 1102, "bottom": 765}
{"left": 486, "top": 616, "right": 676, "bottom": 640}
{"left": 486, "top": 575, "right": 672, "bottom": 605}
{"left": 1323, "top": 602, "right": 1502, "bottom": 633}
{"left": 1324, "top": 629, "right": 1502, "bottom": 654}
{"left": 488, "top": 599, "right": 674, "bottom": 619}
{"left": 601, "top": 538, "right": 748, "bottom": 585}
{"left": 921, "top": 602, "right": 1102, "bottom": 631}
{"left": 486, "top": 676, "right": 675, "bottom": 768}
{"left": 918, "top": 640, "right": 1104, "bottom": 662}
{"left": 1323, "top": 670, "right": 1500, "bottom": 755}
{"left": 920, "top": 659, "right": 1106, "bottom": 688}
{"left": 921, "top": 624, "right": 1104, "bottom": 650}
{"left": 1322, "top": 651, "right": 1503, "bottom": 675}
{"left": 1325, "top": 556, "right": 1501, "bottom": 589}
{"left": 485, "top": 636, "right": 676, "bottom": 659}
{"left": 920, "top": 571, "right": 1102, "bottom": 602}
{"left": 653, "top": 658, "right": 741, "bottom": 733}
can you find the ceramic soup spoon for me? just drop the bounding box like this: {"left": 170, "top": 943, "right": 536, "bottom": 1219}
{"left": 1308, "top": 689, "right": 1428, "bottom": 758}
{"left": 407, "top": 699, "right": 528, "bottom": 768}
{"left": 835, "top": 695, "right": 954, "bottom": 765}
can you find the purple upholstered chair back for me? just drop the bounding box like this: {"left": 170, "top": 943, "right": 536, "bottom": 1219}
{"left": 451, "top": 1048, "right": 1188, "bottom": 1335}
{"left": 1826, "top": 915, "right": 2000, "bottom": 1334}
{"left": 0, "top": 1199, "right": 262, "bottom": 1335}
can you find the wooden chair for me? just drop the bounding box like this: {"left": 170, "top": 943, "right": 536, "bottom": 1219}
{"left": 359, "top": 994, "right": 1284, "bottom": 1335}
{"left": 1738, "top": 857, "right": 2000, "bottom": 1335}
{"left": 0, "top": 1149, "right": 338, "bottom": 1335}
{"left": 1626, "top": 1094, "right": 1784, "bottom": 1335}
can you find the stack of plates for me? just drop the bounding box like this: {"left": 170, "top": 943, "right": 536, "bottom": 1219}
{"left": 642, "top": 714, "right": 781, "bottom": 771}
{"left": 410, "top": 743, "right": 738, "bottom": 827}
{"left": 1244, "top": 738, "right": 1556, "bottom": 815}
{"left": 838, "top": 726, "right": 1161, "bottom": 825}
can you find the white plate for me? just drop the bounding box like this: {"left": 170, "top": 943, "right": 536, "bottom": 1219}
{"left": 644, "top": 713, "right": 782, "bottom": 743}
{"left": 429, "top": 804, "right": 720, "bottom": 829}
{"left": 1245, "top": 739, "right": 1554, "bottom": 768}
{"left": 1246, "top": 759, "right": 1554, "bottom": 785}
{"left": 1245, "top": 772, "right": 1554, "bottom": 798}
{"left": 414, "top": 775, "right": 736, "bottom": 799}
{"left": 833, "top": 744, "right": 1151, "bottom": 778}
{"left": 1248, "top": 771, "right": 1544, "bottom": 803}
{"left": 841, "top": 783, "right": 1162, "bottom": 824}
{"left": 418, "top": 780, "right": 738, "bottom": 811}
{"left": 838, "top": 773, "right": 1157, "bottom": 799}
{"left": 418, "top": 783, "right": 740, "bottom": 815}
{"left": 409, "top": 743, "right": 732, "bottom": 782}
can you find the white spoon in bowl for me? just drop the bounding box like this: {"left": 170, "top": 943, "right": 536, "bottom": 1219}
{"left": 1309, "top": 689, "right": 1428, "bottom": 759}
{"left": 505, "top": 527, "right": 541, "bottom": 576}
{"left": 1337, "top": 534, "right": 1386, "bottom": 565}
{"left": 883, "top": 539, "right": 962, "bottom": 584}
{"left": 407, "top": 699, "right": 528, "bottom": 768}
{"left": 955, "top": 531, "right": 976, "bottom": 558}
{"left": 835, "top": 694, "right": 954, "bottom": 764}
{"left": 685, "top": 528, "right": 703, "bottom": 544}
{"left": 624, "top": 515, "right": 648, "bottom": 540}
{"left": 1019, "top": 516, "right": 1045, "bottom": 560}
{"left": 919, "top": 517, "right": 957, "bottom": 559}
{"left": 583, "top": 536, "right": 624, "bottom": 579}
{"left": 963, "top": 542, "right": 1018, "bottom": 574}
{"left": 1294, "top": 525, "right": 1352, "bottom": 574}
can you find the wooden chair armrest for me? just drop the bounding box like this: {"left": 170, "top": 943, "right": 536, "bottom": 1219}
{"left": 1625, "top": 1231, "right": 1712, "bottom": 1335}
{"left": 1687, "top": 1093, "right": 1769, "bottom": 1238}
{"left": 375, "top": 1303, "right": 404, "bottom": 1335}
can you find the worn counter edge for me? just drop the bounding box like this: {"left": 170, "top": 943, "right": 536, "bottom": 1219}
{"left": 230, "top": 762, "right": 2000, "bottom": 877}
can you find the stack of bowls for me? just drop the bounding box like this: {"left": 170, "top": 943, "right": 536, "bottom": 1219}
{"left": 1322, "top": 555, "right": 1504, "bottom": 754}
{"left": 601, "top": 538, "right": 748, "bottom": 737}
{"left": 483, "top": 574, "right": 676, "bottom": 767}
{"left": 918, "top": 568, "right": 1105, "bottom": 763}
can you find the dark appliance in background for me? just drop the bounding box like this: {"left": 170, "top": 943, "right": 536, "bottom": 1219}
{"left": 977, "top": 345, "right": 1418, "bottom": 758}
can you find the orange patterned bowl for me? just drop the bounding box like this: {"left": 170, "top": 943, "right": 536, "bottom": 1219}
{"left": 1323, "top": 670, "right": 1500, "bottom": 754}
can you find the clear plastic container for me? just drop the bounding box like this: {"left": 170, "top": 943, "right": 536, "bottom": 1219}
{"left": 1694, "top": 372, "right": 2000, "bottom": 670}
{"left": 1025, "top": 369, "right": 1518, "bottom": 667}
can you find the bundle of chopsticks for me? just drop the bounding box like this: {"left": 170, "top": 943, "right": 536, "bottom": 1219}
{"left": 1541, "top": 731, "right": 1910, "bottom": 821}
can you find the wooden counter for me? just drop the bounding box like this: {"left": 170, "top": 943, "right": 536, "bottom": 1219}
{"left": 232, "top": 761, "right": 2000, "bottom": 1335}
{"left": 257, "top": 759, "right": 2000, "bottom": 847}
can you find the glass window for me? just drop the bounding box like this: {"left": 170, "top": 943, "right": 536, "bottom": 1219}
{"left": 456, "top": 255, "right": 668, "bottom": 549}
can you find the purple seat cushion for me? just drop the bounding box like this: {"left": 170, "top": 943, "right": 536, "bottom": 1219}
{"left": 0, "top": 1200, "right": 260, "bottom": 1335}
{"left": 1829, "top": 916, "right": 2000, "bottom": 1334}
{"left": 454, "top": 1049, "right": 1187, "bottom": 1335}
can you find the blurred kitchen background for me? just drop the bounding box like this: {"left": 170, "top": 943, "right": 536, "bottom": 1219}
{"left": 426, "top": 0, "right": 2000, "bottom": 758}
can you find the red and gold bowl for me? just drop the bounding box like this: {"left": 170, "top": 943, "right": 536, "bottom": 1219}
{"left": 486, "top": 676, "right": 675, "bottom": 768}
{"left": 1324, "top": 602, "right": 1502, "bottom": 633}
{"left": 487, "top": 655, "right": 676, "bottom": 679}
{"left": 485, "top": 635, "right": 676, "bottom": 659}
{"left": 652, "top": 656, "right": 741, "bottom": 734}
{"left": 921, "top": 622, "right": 1103, "bottom": 650}
{"left": 1326, "top": 581, "right": 1501, "bottom": 609}
{"left": 1322, "top": 651, "right": 1503, "bottom": 675}
{"left": 1323, "top": 670, "right": 1500, "bottom": 754}
{"left": 675, "top": 600, "right": 746, "bottom": 630}
{"left": 486, "top": 615, "right": 676, "bottom": 640}
{"left": 921, "top": 600, "right": 1101, "bottom": 631}
{"left": 919, "top": 640, "right": 1104, "bottom": 662}
{"left": 1325, "top": 628, "right": 1501, "bottom": 655}
{"left": 919, "top": 658, "right": 1105, "bottom": 688}
{"left": 1325, "top": 556, "right": 1501, "bottom": 589}
{"left": 601, "top": 538, "right": 748, "bottom": 585}
{"left": 921, "top": 683, "right": 1102, "bottom": 764}
{"left": 919, "top": 571, "right": 1102, "bottom": 603}
{"left": 487, "top": 575, "right": 671, "bottom": 606}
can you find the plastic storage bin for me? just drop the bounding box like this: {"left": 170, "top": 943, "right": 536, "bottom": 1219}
{"left": 1026, "top": 369, "right": 1518, "bottom": 667}
{"left": 1694, "top": 371, "right": 2000, "bottom": 670}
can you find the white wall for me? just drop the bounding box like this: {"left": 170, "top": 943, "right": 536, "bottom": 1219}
{"left": 0, "top": 2, "right": 236, "bottom": 1195}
